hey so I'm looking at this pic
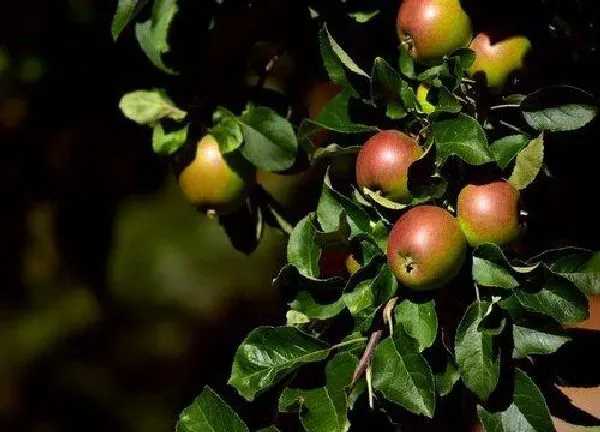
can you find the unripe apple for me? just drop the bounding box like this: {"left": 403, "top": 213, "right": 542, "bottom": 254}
{"left": 307, "top": 81, "right": 341, "bottom": 147}
{"left": 178, "top": 135, "right": 253, "bottom": 215}
{"left": 387, "top": 206, "right": 467, "bottom": 291}
{"left": 396, "top": 0, "right": 473, "bottom": 64}
{"left": 416, "top": 84, "right": 435, "bottom": 114}
{"left": 356, "top": 130, "right": 423, "bottom": 203}
{"left": 457, "top": 180, "right": 520, "bottom": 247}
{"left": 467, "top": 33, "right": 532, "bottom": 93}
{"left": 320, "top": 247, "right": 360, "bottom": 279}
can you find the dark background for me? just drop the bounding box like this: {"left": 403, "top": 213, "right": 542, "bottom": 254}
{"left": 1, "top": 0, "right": 599, "bottom": 431}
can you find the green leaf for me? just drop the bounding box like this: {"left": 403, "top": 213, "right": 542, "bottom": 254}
{"left": 371, "top": 334, "right": 436, "bottom": 417}
{"left": 434, "top": 87, "right": 462, "bottom": 113}
{"left": 326, "top": 352, "right": 359, "bottom": 431}
{"left": 435, "top": 358, "right": 460, "bottom": 396}
{"left": 448, "top": 48, "right": 476, "bottom": 71}
{"left": 135, "top": 0, "right": 179, "bottom": 75}
{"left": 229, "top": 327, "right": 330, "bottom": 401}
{"left": 176, "top": 387, "right": 248, "bottom": 432}
{"left": 317, "top": 172, "right": 372, "bottom": 237}
{"left": 290, "top": 291, "right": 345, "bottom": 320}
{"left": 119, "top": 89, "right": 186, "bottom": 125}
{"left": 508, "top": 134, "right": 544, "bottom": 190}
{"left": 286, "top": 310, "right": 310, "bottom": 326}
{"left": 455, "top": 302, "right": 500, "bottom": 400}
{"left": 431, "top": 114, "right": 492, "bottom": 165}
{"left": 257, "top": 427, "right": 280, "bottom": 432}
{"left": 503, "top": 277, "right": 576, "bottom": 361}
{"left": 238, "top": 105, "right": 298, "bottom": 172}
{"left": 371, "top": 57, "right": 404, "bottom": 104}
{"left": 287, "top": 216, "right": 320, "bottom": 279}
{"left": 319, "top": 25, "right": 367, "bottom": 97}
{"left": 477, "top": 369, "right": 554, "bottom": 432}
{"left": 547, "top": 249, "right": 600, "bottom": 295}
{"left": 152, "top": 122, "right": 188, "bottom": 155}
{"left": 321, "top": 25, "right": 368, "bottom": 78}
{"left": 490, "top": 135, "right": 531, "bottom": 169}
{"left": 515, "top": 270, "right": 589, "bottom": 324}
{"left": 343, "top": 279, "right": 375, "bottom": 316}
{"left": 472, "top": 244, "right": 519, "bottom": 289}
{"left": 305, "top": 91, "right": 376, "bottom": 134}
{"left": 312, "top": 144, "right": 362, "bottom": 160}
{"left": 279, "top": 388, "right": 341, "bottom": 432}
{"left": 398, "top": 44, "right": 415, "bottom": 78}
{"left": 348, "top": 10, "right": 380, "bottom": 23}
{"left": 394, "top": 299, "right": 438, "bottom": 352}
{"left": 521, "top": 86, "right": 599, "bottom": 132}
{"left": 209, "top": 115, "right": 243, "bottom": 154}
{"left": 512, "top": 323, "right": 569, "bottom": 359}
{"left": 112, "top": 0, "right": 150, "bottom": 41}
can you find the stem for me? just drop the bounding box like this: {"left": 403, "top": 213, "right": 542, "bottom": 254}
{"left": 366, "top": 365, "right": 374, "bottom": 409}
{"left": 490, "top": 104, "right": 520, "bottom": 111}
{"left": 498, "top": 120, "right": 528, "bottom": 135}
{"left": 267, "top": 204, "right": 293, "bottom": 235}
{"left": 461, "top": 78, "right": 477, "bottom": 84}
{"left": 331, "top": 337, "right": 368, "bottom": 350}
{"left": 350, "top": 330, "right": 383, "bottom": 388}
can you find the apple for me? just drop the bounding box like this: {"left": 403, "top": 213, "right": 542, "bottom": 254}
{"left": 417, "top": 83, "right": 436, "bottom": 114}
{"left": 356, "top": 130, "right": 423, "bottom": 203}
{"left": 320, "top": 247, "right": 360, "bottom": 278}
{"left": 467, "top": 33, "right": 532, "bottom": 93}
{"left": 457, "top": 180, "right": 520, "bottom": 247}
{"left": 396, "top": 0, "right": 473, "bottom": 64}
{"left": 387, "top": 206, "right": 467, "bottom": 291}
{"left": 178, "top": 135, "right": 254, "bottom": 215}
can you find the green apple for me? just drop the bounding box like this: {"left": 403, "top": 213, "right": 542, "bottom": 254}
{"left": 467, "top": 33, "right": 531, "bottom": 93}
{"left": 178, "top": 135, "right": 254, "bottom": 215}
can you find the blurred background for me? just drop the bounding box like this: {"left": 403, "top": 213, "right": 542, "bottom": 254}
{"left": 1, "top": 0, "right": 600, "bottom": 431}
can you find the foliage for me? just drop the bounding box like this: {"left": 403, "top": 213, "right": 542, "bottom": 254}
{"left": 113, "top": 1, "right": 600, "bottom": 431}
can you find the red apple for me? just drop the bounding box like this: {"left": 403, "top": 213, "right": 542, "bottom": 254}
{"left": 457, "top": 180, "right": 520, "bottom": 247}
{"left": 356, "top": 130, "right": 423, "bottom": 203}
{"left": 396, "top": 0, "right": 473, "bottom": 64}
{"left": 387, "top": 206, "right": 467, "bottom": 291}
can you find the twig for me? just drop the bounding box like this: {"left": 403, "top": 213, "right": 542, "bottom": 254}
{"left": 350, "top": 330, "right": 383, "bottom": 388}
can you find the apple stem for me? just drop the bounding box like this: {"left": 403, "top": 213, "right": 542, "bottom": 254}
{"left": 490, "top": 104, "right": 520, "bottom": 111}
{"left": 498, "top": 120, "right": 527, "bottom": 135}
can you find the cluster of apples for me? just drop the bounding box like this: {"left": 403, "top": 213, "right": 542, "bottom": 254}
{"left": 398, "top": 0, "right": 532, "bottom": 94}
{"left": 357, "top": 130, "right": 520, "bottom": 291}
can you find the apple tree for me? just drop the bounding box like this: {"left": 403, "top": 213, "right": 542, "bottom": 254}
{"left": 112, "top": 0, "right": 600, "bottom": 430}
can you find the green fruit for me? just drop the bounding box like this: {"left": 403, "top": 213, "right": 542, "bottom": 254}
{"left": 356, "top": 130, "right": 423, "bottom": 203}
{"left": 178, "top": 135, "right": 253, "bottom": 215}
{"left": 467, "top": 33, "right": 531, "bottom": 93}
{"left": 457, "top": 180, "right": 520, "bottom": 247}
{"left": 319, "top": 247, "right": 358, "bottom": 279}
{"left": 417, "top": 84, "right": 435, "bottom": 114}
{"left": 387, "top": 206, "right": 466, "bottom": 291}
{"left": 396, "top": 0, "right": 473, "bottom": 64}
